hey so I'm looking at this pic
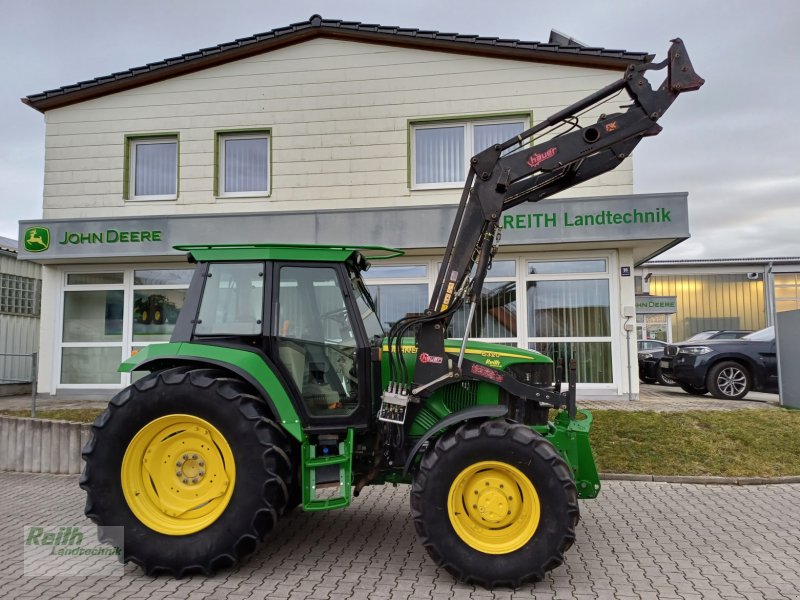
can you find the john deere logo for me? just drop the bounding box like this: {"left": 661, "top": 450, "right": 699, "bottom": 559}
{"left": 24, "top": 227, "right": 50, "bottom": 252}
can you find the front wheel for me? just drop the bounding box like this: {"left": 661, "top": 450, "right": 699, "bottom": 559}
{"left": 410, "top": 420, "right": 579, "bottom": 588}
{"left": 80, "top": 367, "right": 293, "bottom": 576}
{"left": 656, "top": 366, "right": 678, "bottom": 387}
{"left": 707, "top": 361, "right": 751, "bottom": 400}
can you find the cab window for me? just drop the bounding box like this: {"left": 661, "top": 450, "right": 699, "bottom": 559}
{"left": 195, "top": 263, "right": 264, "bottom": 336}
{"left": 276, "top": 266, "right": 359, "bottom": 416}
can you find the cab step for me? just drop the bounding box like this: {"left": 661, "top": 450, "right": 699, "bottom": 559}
{"left": 300, "top": 429, "right": 354, "bottom": 511}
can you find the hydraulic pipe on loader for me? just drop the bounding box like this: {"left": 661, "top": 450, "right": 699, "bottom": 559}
{"left": 384, "top": 39, "right": 703, "bottom": 405}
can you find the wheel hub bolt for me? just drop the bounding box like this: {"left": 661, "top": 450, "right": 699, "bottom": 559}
{"left": 192, "top": 454, "right": 198, "bottom": 460}
{"left": 182, "top": 478, "right": 188, "bottom": 484}
{"left": 199, "top": 461, "right": 205, "bottom": 467}
{"left": 175, "top": 471, "right": 181, "bottom": 477}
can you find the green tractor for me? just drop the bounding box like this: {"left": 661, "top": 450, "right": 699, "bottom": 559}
{"left": 80, "top": 41, "right": 702, "bottom": 587}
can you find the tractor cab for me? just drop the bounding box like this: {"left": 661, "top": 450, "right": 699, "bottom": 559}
{"left": 169, "top": 244, "right": 401, "bottom": 430}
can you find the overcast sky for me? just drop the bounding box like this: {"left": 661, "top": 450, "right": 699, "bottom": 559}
{"left": 1, "top": 0, "right": 798, "bottom": 259}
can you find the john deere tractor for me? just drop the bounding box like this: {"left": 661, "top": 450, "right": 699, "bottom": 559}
{"left": 81, "top": 40, "right": 702, "bottom": 587}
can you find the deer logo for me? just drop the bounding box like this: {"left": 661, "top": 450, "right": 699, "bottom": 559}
{"left": 23, "top": 227, "right": 50, "bottom": 252}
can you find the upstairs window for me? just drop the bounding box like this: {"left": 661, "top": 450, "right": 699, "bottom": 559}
{"left": 218, "top": 131, "right": 270, "bottom": 197}
{"left": 411, "top": 117, "right": 527, "bottom": 189}
{"left": 127, "top": 136, "right": 178, "bottom": 200}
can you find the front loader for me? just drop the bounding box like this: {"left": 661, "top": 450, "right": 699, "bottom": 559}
{"left": 81, "top": 40, "right": 703, "bottom": 587}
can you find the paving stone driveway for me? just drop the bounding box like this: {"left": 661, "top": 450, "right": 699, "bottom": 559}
{"left": 1, "top": 472, "right": 799, "bottom": 599}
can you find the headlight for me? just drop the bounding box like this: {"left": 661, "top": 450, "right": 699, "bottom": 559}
{"left": 640, "top": 353, "right": 653, "bottom": 360}
{"left": 678, "top": 346, "right": 712, "bottom": 355}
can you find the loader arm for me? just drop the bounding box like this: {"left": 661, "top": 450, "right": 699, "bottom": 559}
{"left": 385, "top": 39, "right": 703, "bottom": 398}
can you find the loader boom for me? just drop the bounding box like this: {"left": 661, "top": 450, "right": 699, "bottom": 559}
{"left": 385, "top": 39, "right": 704, "bottom": 399}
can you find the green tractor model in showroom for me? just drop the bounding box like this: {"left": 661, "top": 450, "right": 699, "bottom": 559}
{"left": 81, "top": 40, "right": 702, "bottom": 587}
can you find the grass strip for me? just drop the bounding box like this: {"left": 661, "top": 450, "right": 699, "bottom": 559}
{"left": 590, "top": 408, "right": 800, "bottom": 477}
{"left": 1, "top": 407, "right": 798, "bottom": 478}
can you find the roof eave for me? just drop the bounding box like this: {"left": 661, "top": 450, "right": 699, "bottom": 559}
{"left": 23, "top": 26, "right": 652, "bottom": 113}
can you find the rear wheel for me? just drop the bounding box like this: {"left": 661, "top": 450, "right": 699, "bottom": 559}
{"left": 410, "top": 420, "right": 579, "bottom": 588}
{"left": 707, "top": 361, "right": 751, "bottom": 400}
{"left": 679, "top": 383, "right": 708, "bottom": 396}
{"left": 80, "top": 367, "right": 292, "bottom": 576}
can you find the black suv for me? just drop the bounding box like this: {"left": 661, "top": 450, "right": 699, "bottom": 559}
{"left": 664, "top": 327, "right": 778, "bottom": 400}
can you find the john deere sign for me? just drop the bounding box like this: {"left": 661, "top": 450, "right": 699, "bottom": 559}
{"left": 57, "top": 228, "right": 162, "bottom": 245}
{"left": 23, "top": 226, "right": 50, "bottom": 252}
{"left": 636, "top": 295, "right": 677, "bottom": 314}
{"left": 18, "top": 191, "right": 689, "bottom": 261}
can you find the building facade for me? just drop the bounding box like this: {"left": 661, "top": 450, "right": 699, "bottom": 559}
{"left": 17, "top": 16, "right": 690, "bottom": 399}
{"left": 0, "top": 237, "right": 41, "bottom": 390}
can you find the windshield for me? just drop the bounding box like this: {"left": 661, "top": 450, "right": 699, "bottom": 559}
{"left": 742, "top": 326, "right": 774, "bottom": 342}
{"left": 348, "top": 266, "right": 385, "bottom": 341}
{"left": 686, "top": 331, "right": 715, "bottom": 341}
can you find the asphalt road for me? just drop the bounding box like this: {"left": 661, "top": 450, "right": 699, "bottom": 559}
{"left": 1, "top": 472, "right": 799, "bottom": 599}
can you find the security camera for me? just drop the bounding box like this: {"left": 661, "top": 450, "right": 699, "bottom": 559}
{"left": 747, "top": 272, "right": 759, "bottom": 280}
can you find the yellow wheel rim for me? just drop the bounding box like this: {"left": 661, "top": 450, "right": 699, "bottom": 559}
{"left": 447, "top": 460, "right": 540, "bottom": 554}
{"left": 121, "top": 414, "right": 236, "bottom": 536}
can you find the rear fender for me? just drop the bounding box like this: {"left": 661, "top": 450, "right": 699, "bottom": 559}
{"left": 120, "top": 343, "right": 303, "bottom": 441}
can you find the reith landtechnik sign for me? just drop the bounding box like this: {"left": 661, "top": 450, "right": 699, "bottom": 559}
{"left": 18, "top": 192, "right": 689, "bottom": 261}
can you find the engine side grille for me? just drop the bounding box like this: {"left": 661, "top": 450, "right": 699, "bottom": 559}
{"left": 441, "top": 381, "right": 479, "bottom": 413}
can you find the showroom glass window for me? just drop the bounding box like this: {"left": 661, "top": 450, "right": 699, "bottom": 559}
{"left": 362, "top": 264, "right": 429, "bottom": 332}
{"left": 411, "top": 118, "right": 527, "bottom": 188}
{"left": 526, "top": 259, "right": 613, "bottom": 383}
{"left": 128, "top": 137, "right": 178, "bottom": 200}
{"left": 60, "top": 268, "right": 193, "bottom": 386}
{"left": 218, "top": 131, "right": 270, "bottom": 197}
{"left": 446, "top": 260, "right": 518, "bottom": 345}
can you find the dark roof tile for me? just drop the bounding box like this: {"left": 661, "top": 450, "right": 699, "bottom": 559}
{"left": 23, "top": 14, "right": 652, "bottom": 112}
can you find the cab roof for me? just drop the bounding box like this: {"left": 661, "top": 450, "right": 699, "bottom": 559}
{"left": 174, "top": 243, "right": 404, "bottom": 263}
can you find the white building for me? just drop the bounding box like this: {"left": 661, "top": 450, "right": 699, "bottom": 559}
{"left": 17, "top": 15, "right": 691, "bottom": 399}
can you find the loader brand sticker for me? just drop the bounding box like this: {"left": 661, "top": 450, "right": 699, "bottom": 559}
{"left": 419, "top": 353, "right": 443, "bottom": 364}
{"left": 23, "top": 524, "right": 123, "bottom": 577}
{"left": 526, "top": 146, "right": 558, "bottom": 169}
{"left": 57, "top": 229, "right": 163, "bottom": 246}
{"left": 23, "top": 227, "right": 50, "bottom": 252}
{"left": 470, "top": 363, "right": 504, "bottom": 383}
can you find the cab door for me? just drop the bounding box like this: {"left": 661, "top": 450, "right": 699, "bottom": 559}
{"left": 270, "top": 262, "right": 372, "bottom": 429}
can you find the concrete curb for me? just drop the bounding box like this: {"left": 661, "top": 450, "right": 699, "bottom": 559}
{"left": 0, "top": 416, "right": 90, "bottom": 475}
{"left": 600, "top": 472, "right": 800, "bottom": 485}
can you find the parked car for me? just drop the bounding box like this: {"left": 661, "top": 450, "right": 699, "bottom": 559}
{"left": 658, "top": 330, "right": 751, "bottom": 383}
{"left": 636, "top": 340, "right": 677, "bottom": 386}
{"left": 662, "top": 327, "right": 778, "bottom": 400}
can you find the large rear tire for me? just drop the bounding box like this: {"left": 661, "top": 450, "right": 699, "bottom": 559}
{"left": 80, "top": 367, "right": 292, "bottom": 576}
{"left": 410, "top": 420, "right": 579, "bottom": 588}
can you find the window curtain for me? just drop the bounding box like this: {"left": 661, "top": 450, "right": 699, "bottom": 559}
{"left": 225, "top": 138, "right": 268, "bottom": 193}
{"left": 134, "top": 142, "right": 177, "bottom": 196}
{"left": 473, "top": 122, "right": 525, "bottom": 156}
{"left": 415, "top": 126, "right": 464, "bottom": 184}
